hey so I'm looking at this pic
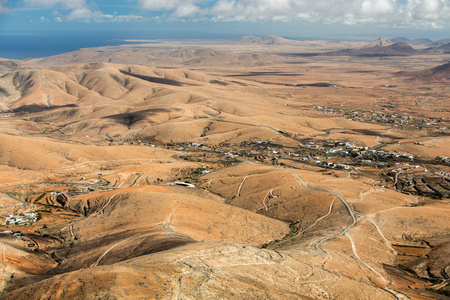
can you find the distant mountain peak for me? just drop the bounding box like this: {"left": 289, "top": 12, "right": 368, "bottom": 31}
{"left": 365, "top": 37, "right": 393, "bottom": 47}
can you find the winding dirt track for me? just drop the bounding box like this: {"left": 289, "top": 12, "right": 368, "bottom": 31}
{"left": 303, "top": 199, "right": 336, "bottom": 232}
{"left": 244, "top": 161, "right": 359, "bottom": 254}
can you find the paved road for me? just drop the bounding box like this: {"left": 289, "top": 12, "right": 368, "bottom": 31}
{"left": 0, "top": 193, "right": 27, "bottom": 214}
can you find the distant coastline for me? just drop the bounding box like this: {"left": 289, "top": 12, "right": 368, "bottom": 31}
{"left": 0, "top": 30, "right": 245, "bottom": 60}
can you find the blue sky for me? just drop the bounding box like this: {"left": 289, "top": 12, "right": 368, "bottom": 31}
{"left": 0, "top": 0, "right": 449, "bottom": 40}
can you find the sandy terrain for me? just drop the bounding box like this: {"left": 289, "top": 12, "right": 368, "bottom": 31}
{"left": 0, "top": 37, "right": 449, "bottom": 299}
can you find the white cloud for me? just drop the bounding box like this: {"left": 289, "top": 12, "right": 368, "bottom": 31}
{"left": 40, "top": 16, "right": 49, "bottom": 22}
{"left": 0, "top": 0, "right": 9, "bottom": 13}
{"left": 24, "top": 0, "right": 106, "bottom": 22}
{"left": 412, "top": 0, "right": 445, "bottom": 20}
{"left": 25, "top": 0, "right": 87, "bottom": 10}
{"left": 21, "top": 0, "right": 153, "bottom": 23}
{"left": 111, "top": 14, "right": 153, "bottom": 22}
{"left": 66, "top": 7, "right": 101, "bottom": 21}
{"left": 173, "top": 3, "right": 201, "bottom": 17}
{"left": 137, "top": 0, "right": 193, "bottom": 10}
{"left": 135, "top": 0, "right": 450, "bottom": 29}
{"left": 17, "top": 0, "right": 450, "bottom": 29}
{"left": 360, "top": 0, "right": 395, "bottom": 15}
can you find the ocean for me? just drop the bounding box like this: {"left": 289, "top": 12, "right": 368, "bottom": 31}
{"left": 0, "top": 30, "right": 243, "bottom": 60}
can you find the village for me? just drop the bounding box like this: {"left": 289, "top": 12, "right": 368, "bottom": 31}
{"left": 150, "top": 136, "right": 450, "bottom": 200}
{"left": 1, "top": 131, "right": 448, "bottom": 235}
{"left": 314, "top": 105, "right": 449, "bottom": 133}
{"left": 3, "top": 212, "right": 39, "bottom": 226}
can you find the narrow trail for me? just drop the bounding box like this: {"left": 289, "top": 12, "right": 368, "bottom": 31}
{"left": 163, "top": 201, "right": 185, "bottom": 240}
{"left": 242, "top": 161, "right": 357, "bottom": 255}
{"left": 366, "top": 219, "right": 396, "bottom": 252}
{"left": 362, "top": 204, "right": 448, "bottom": 219}
{"left": 284, "top": 169, "right": 357, "bottom": 254}
{"left": 206, "top": 105, "right": 222, "bottom": 117}
{"left": 90, "top": 235, "right": 135, "bottom": 268}
{"left": 346, "top": 232, "right": 389, "bottom": 285}
{"left": 130, "top": 173, "right": 143, "bottom": 188}
{"left": 69, "top": 224, "right": 76, "bottom": 241}
{"left": 262, "top": 189, "right": 274, "bottom": 211}
{"left": 1, "top": 242, "right": 5, "bottom": 262}
{"left": 346, "top": 232, "right": 411, "bottom": 299}
{"left": 94, "top": 193, "right": 118, "bottom": 216}
{"left": 303, "top": 199, "right": 336, "bottom": 232}
{"left": 90, "top": 221, "right": 177, "bottom": 269}
{"left": 114, "top": 173, "right": 121, "bottom": 187}
{"left": 236, "top": 176, "right": 248, "bottom": 197}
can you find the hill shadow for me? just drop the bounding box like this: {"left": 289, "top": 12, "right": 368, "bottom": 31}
{"left": 103, "top": 108, "right": 180, "bottom": 127}
{"left": 120, "top": 70, "right": 188, "bottom": 87}
{"left": 11, "top": 104, "right": 78, "bottom": 114}
{"left": 0, "top": 87, "right": 9, "bottom": 96}
{"left": 226, "top": 71, "right": 304, "bottom": 77}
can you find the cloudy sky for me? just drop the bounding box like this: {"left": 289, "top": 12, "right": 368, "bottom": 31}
{"left": 0, "top": 0, "right": 449, "bottom": 40}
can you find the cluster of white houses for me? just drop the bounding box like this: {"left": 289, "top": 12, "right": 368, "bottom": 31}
{"left": 5, "top": 212, "right": 38, "bottom": 225}
{"left": 314, "top": 105, "right": 448, "bottom": 130}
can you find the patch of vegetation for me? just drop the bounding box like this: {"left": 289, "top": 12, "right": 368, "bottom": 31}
{"left": 178, "top": 155, "right": 194, "bottom": 161}
{"left": 262, "top": 221, "right": 301, "bottom": 249}
{"left": 34, "top": 193, "right": 47, "bottom": 202}
{"left": 192, "top": 167, "right": 206, "bottom": 176}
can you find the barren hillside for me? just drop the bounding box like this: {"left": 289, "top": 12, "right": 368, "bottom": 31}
{"left": 0, "top": 39, "right": 449, "bottom": 299}
{"left": 406, "top": 62, "right": 450, "bottom": 82}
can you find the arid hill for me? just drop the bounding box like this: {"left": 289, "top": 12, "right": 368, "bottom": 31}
{"left": 326, "top": 42, "right": 417, "bottom": 57}
{"left": 3, "top": 241, "right": 400, "bottom": 300}
{"left": 46, "top": 186, "right": 289, "bottom": 273}
{"left": 0, "top": 38, "right": 449, "bottom": 299}
{"left": 404, "top": 62, "right": 450, "bottom": 82}
{"left": 2, "top": 62, "right": 392, "bottom": 145}
{"left": 426, "top": 43, "right": 450, "bottom": 54}
{"left": 429, "top": 38, "right": 450, "bottom": 46}
{"left": 0, "top": 58, "right": 35, "bottom": 73}
{"left": 391, "top": 37, "right": 433, "bottom": 45}
{"left": 26, "top": 47, "right": 285, "bottom": 68}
